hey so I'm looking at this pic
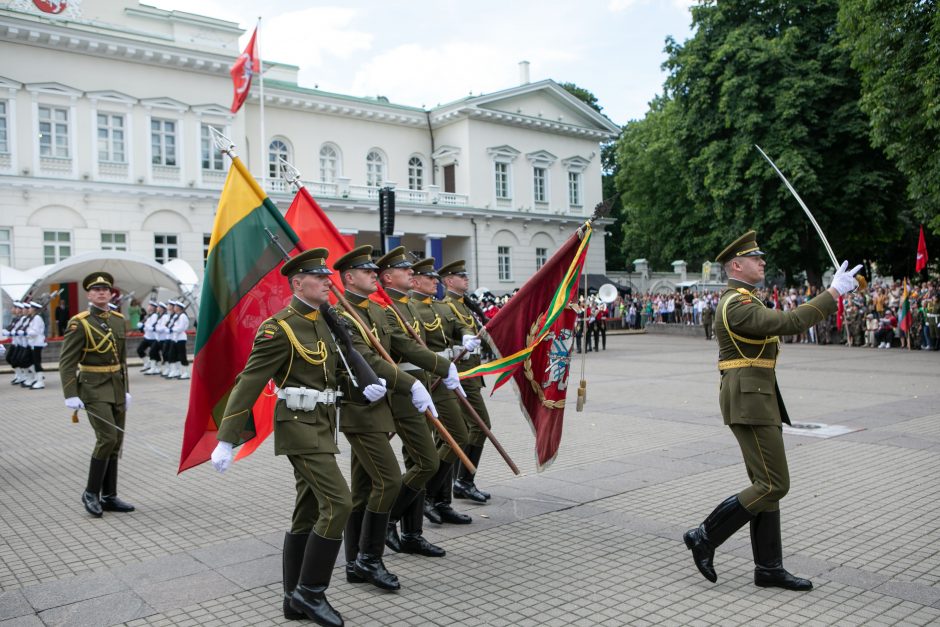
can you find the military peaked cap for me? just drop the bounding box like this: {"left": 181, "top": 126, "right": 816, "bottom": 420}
{"left": 437, "top": 259, "right": 467, "bottom": 277}
{"left": 376, "top": 246, "right": 413, "bottom": 271}
{"left": 334, "top": 244, "right": 379, "bottom": 272}
{"left": 716, "top": 230, "right": 765, "bottom": 264}
{"left": 411, "top": 257, "right": 439, "bottom": 278}
{"left": 281, "top": 248, "right": 332, "bottom": 277}
{"left": 83, "top": 272, "right": 114, "bottom": 291}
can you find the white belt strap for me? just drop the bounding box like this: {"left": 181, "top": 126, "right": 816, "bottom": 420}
{"left": 276, "top": 387, "right": 340, "bottom": 411}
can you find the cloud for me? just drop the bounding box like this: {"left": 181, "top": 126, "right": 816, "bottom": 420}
{"left": 608, "top": 0, "right": 644, "bottom": 11}
{"left": 347, "top": 42, "right": 577, "bottom": 108}
{"left": 262, "top": 8, "right": 372, "bottom": 67}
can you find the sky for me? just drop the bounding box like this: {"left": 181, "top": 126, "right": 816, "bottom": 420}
{"left": 147, "top": 0, "right": 696, "bottom": 125}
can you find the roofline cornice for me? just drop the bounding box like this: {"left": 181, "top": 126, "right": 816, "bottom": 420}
{"left": 430, "top": 107, "right": 616, "bottom": 141}
{"left": 0, "top": 12, "right": 240, "bottom": 78}
{"left": 247, "top": 88, "right": 428, "bottom": 128}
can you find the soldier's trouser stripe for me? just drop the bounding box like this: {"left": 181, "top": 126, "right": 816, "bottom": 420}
{"left": 730, "top": 424, "right": 789, "bottom": 514}
{"left": 289, "top": 453, "right": 351, "bottom": 539}
{"left": 347, "top": 431, "right": 401, "bottom": 513}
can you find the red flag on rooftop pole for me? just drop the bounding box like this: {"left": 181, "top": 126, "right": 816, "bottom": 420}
{"left": 916, "top": 225, "right": 929, "bottom": 273}
{"left": 229, "top": 26, "right": 259, "bottom": 113}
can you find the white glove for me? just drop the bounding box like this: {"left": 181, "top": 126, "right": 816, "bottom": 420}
{"left": 410, "top": 381, "right": 438, "bottom": 417}
{"left": 829, "top": 260, "right": 864, "bottom": 295}
{"left": 64, "top": 396, "right": 85, "bottom": 410}
{"left": 363, "top": 377, "right": 387, "bottom": 402}
{"left": 211, "top": 441, "right": 234, "bottom": 473}
{"left": 125, "top": 393, "right": 132, "bottom": 409}
{"left": 443, "top": 363, "right": 466, "bottom": 397}
{"left": 462, "top": 335, "right": 481, "bottom": 352}
{"left": 16, "top": 329, "right": 25, "bottom": 336}
{"left": 1, "top": 329, "right": 9, "bottom": 337}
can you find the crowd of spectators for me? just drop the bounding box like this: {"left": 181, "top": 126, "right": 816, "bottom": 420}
{"left": 606, "top": 278, "right": 939, "bottom": 351}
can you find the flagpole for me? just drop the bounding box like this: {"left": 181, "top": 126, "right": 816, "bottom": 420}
{"left": 256, "top": 16, "right": 266, "bottom": 191}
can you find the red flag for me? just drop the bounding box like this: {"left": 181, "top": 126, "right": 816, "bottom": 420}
{"left": 229, "top": 27, "right": 259, "bottom": 113}
{"left": 470, "top": 229, "right": 591, "bottom": 470}
{"left": 836, "top": 296, "right": 844, "bottom": 331}
{"left": 772, "top": 286, "right": 779, "bottom": 310}
{"left": 916, "top": 225, "right": 929, "bottom": 272}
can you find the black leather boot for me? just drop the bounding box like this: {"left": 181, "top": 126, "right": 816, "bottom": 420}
{"left": 289, "top": 532, "right": 344, "bottom": 627}
{"left": 683, "top": 495, "right": 754, "bottom": 583}
{"left": 400, "top": 490, "right": 445, "bottom": 557}
{"left": 100, "top": 458, "right": 135, "bottom": 512}
{"left": 352, "top": 511, "right": 400, "bottom": 591}
{"left": 435, "top": 462, "right": 471, "bottom": 524}
{"left": 344, "top": 511, "right": 364, "bottom": 584}
{"left": 422, "top": 464, "right": 448, "bottom": 525}
{"left": 82, "top": 458, "right": 108, "bottom": 517}
{"left": 283, "top": 531, "right": 309, "bottom": 620}
{"left": 453, "top": 444, "right": 490, "bottom": 502}
{"left": 385, "top": 485, "right": 420, "bottom": 553}
{"left": 751, "top": 510, "right": 812, "bottom": 591}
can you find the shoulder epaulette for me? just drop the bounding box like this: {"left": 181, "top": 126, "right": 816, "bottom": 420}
{"left": 111, "top": 311, "right": 124, "bottom": 318}
{"left": 735, "top": 288, "right": 751, "bottom": 296}
{"left": 272, "top": 309, "right": 291, "bottom": 321}
{"left": 71, "top": 311, "right": 91, "bottom": 321}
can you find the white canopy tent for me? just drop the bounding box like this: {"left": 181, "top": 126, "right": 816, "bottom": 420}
{"left": 23, "top": 251, "right": 196, "bottom": 316}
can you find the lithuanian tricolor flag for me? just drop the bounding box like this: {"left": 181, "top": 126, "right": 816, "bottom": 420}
{"left": 899, "top": 278, "right": 912, "bottom": 333}
{"left": 178, "top": 155, "right": 299, "bottom": 473}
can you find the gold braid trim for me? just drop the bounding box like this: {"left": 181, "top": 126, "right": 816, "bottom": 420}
{"left": 276, "top": 320, "right": 327, "bottom": 365}
{"left": 421, "top": 313, "right": 442, "bottom": 333}
{"left": 447, "top": 302, "right": 478, "bottom": 332}
{"left": 721, "top": 292, "right": 776, "bottom": 367}
{"left": 79, "top": 318, "right": 115, "bottom": 355}
{"left": 338, "top": 310, "right": 376, "bottom": 344}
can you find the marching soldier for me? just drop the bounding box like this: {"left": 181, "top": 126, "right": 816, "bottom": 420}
{"left": 438, "top": 260, "right": 492, "bottom": 503}
{"left": 25, "top": 301, "right": 47, "bottom": 389}
{"left": 409, "top": 258, "right": 479, "bottom": 525}
{"left": 701, "top": 299, "right": 714, "bottom": 340}
{"left": 210, "top": 248, "right": 376, "bottom": 626}
{"left": 333, "top": 245, "right": 442, "bottom": 591}
{"left": 170, "top": 300, "right": 191, "bottom": 380}
{"left": 683, "top": 231, "right": 861, "bottom": 590}
{"left": 4, "top": 302, "right": 24, "bottom": 384}
{"left": 59, "top": 272, "right": 135, "bottom": 518}
{"left": 376, "top": 246, "right": 463, "bottom": 557}
{"left": 137, "top": 301, "right": 158, "bottom": 373}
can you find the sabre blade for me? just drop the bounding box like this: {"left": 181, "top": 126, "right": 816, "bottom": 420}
{"left": 755, "top": 145, "right": 840, "bottom": 270}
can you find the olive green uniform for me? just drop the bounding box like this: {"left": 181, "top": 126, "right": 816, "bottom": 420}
{"left": 217, "top": 296, "right": 351, "bottom": 539}
{"left": 60, "top": 305, "right": 128, "bottom": 460}
{"left": 336, "top": 291, "right": 414, "bottom": 514}
{"left": 383, "top": 287, "right": 451, "bottom": 489}
{"left": 441, "top": 291, "right": 491, "bottom": 447}
{"left": 409, "top": 291, "right": 473, "bottom": 461}
{"left": 716, "top": 278, "right": 836, "bottom": 513}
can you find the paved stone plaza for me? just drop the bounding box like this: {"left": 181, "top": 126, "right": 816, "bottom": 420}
{"left": 1, "top": 334, "right": 938, "bottom": 626}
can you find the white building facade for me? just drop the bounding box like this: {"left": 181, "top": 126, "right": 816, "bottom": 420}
{"left": 0, "top": 0, "right": 619, "bottom": 296}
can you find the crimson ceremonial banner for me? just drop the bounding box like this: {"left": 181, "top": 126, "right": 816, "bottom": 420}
{"left": 463, "top": 227, "right": 591, "bottom": 470}
{"left": 229, "top": 27, "right": 259, "bottom": 113}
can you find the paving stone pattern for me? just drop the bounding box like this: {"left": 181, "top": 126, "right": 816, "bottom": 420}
{"left": 0, "top": 335, "right": 938, "bottom": 625}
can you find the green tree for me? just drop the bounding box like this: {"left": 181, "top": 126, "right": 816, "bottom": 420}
{"left": 615, "top": 0, "right": 912, "bottom": 281}
{"left": 838, "top": 0, "right": 940, "bottom": 234}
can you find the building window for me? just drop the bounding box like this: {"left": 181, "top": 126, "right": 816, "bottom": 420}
{"left": 498, "top": 246, "right": 512, "bottom": 281}
{"left": 97, "top": 113, "right": 125, "bottom": 163}
{"left": 39, "top": 105, "right": 70, "bottom": 158}
{"left": 151, "top": 118, "right": 177, "bottom": 166}
{"left": 535, "top": 247, "right": 548, "bottom": 270}
{"left": 154, "top": 233, "right": 179, "bottom": 264}
{"left": 568, "top": 171, "right": 582, "bottom": 207}
{"left": 408, "top": 156, "right": 424, "bottom": 190}
{"left": 43, "top": 230, "right": 71, "bottom": 264}
{"left": 0, "top": 228, "right": 11, "bottom": 266}
{"left": 269, "top": 139, "right": 290, "bottom": 180}
{"left": 101, "top": 232, "right": 127, "bottom": 251}
{"left": 319, "top": 144, "right": 338, "bottom": 182}
{"left": 366, "top": 150, "right": 384, "bottom": 187}
{"left": 203, "top": 233, "right": 211, "bottom": 265}
{"left": 0, "top": 101, "right": 8, "bottom": 154}
{"left": 494, "top": 162, "right": 509, "bottom": 199}
{"left": 533, "top": 167, "right": 547, "bottom": 203}
{"left": 201, "top": 124, "right": 226, "bottom": 171}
